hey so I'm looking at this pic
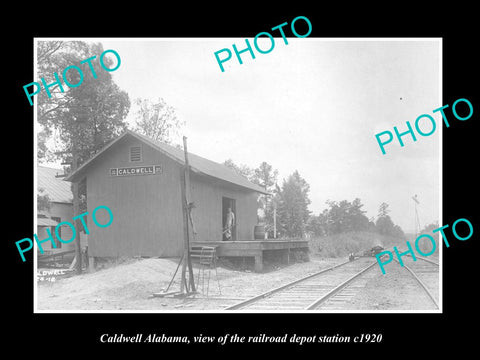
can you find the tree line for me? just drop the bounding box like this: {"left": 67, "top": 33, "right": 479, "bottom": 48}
{"left": 310, "top": 200, "right": 405, "bottom": 239}
{"left": 223, "top": 159, "right": 406, "bottom": 240}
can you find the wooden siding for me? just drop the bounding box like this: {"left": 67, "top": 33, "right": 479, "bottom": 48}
{"left": 190, "top": 174, "right": 259, "bottom": 241}
{"left": 86, "top": 136, "right": 184, "bottom": 257}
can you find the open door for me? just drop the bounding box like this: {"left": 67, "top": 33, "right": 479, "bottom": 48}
{"left": 222, "top": 197, "right": 236, "bottom": 241}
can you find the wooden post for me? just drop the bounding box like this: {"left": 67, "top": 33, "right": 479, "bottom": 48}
{"left": 179, "top": 136, "right": 196, "bottom": 294}
{"left": 273, "top": 205, "right": 277, "bottom": 239}
{"left": 158, "top": 136, "right": 197, "bottom": 297}
{"left": 54, "top": 147, "right": 82, "bottom": 274}
{"left": 71, "top": 139, "right": 82, "bottom": 275}
{"left": 179, "top": 172, "right": 188, "bottom": 294}
{"left": 184, "top": 138, "right": 196, "bottom": 292}
{"left": 254, "top": 253, "right": 263, "bottom": 272}
{"left": 88, "top": 256, "right": 95, "bottom": 272}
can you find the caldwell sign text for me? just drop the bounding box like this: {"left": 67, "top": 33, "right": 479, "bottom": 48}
{"left": 109, "top": 165, "right": 163, "bottom": 177}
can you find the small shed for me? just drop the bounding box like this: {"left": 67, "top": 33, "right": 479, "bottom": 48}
{"left": 37, "top": 166, "right": 75, "bottom": 254}
{"left": 65, "top": 130, "right": 268, "bottom": 259}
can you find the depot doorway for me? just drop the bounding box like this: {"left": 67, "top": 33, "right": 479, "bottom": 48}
{"left": 222, "top": 197, "right": 236, "bottom": 241}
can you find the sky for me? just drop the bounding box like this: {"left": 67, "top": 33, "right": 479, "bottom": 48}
{"left": 41, "top": 37, "right": 441, "bottom": 233}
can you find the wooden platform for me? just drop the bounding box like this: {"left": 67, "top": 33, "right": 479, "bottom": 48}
{"left": 191, "top": 239, "right": 309, "bottom": 272}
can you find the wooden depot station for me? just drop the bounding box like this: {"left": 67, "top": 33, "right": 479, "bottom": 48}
{"left": 65, "top": 130, "right": 308, "bottom": 272}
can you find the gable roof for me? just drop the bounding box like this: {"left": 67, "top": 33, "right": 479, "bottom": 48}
{"left": 65, "top": 130, "right": 269, "bottom": 194}
{"left": 38, "top": 166, "right": 73, "bottom": 204}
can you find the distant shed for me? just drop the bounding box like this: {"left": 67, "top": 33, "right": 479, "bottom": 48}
{"left": 65, "top": 130, "right": 268, "bottom": 259}
{"left": 37, "top": 166, "right": 75, "bottom": 254}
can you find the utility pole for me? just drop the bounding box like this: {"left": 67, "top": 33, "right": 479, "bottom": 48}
{"left": 54, "top": 135, "right": 82, "bottom": 274}
{"left": 273, "top": 204, "right": 277, "bottom": 239}
{"left": 412, "top": 194, "right": 420, "bottom": 239}
{"left": 179, "top": 136, "right": 196, "bottom": 294}
{"left": 153, "top": 136, "right": 197, "bottom": 298}
{"left": 72, "top": 134, "right": 82, "bottom": 275}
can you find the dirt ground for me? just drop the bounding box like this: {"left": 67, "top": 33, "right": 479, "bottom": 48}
{"left": 36, "top": 254, "right": 440, "bottom": 312}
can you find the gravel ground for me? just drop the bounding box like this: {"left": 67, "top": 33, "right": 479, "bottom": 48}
{"left": 36, "top": 254, "right": 440, "bottom": 312}
{"left": 346, "top": 260, "right": 439, "bottom": 311}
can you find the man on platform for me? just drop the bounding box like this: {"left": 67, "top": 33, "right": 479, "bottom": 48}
{"left": 223, "top": 207, "right": 235, "bottom": 241}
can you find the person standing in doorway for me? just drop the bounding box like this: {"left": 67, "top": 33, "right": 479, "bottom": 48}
{"left": 223, "top": 207, "right": 235, "bottom": 241}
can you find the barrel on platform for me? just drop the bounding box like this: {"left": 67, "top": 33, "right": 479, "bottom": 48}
{"left": 254, "top": 224, "right": 266, "bottom": 240}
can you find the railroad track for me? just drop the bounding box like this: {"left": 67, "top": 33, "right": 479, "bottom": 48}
{"left": 225, "top": 257, "right": 378, "bottom": 311}
{"left": 393, "top": 254, "right": 440, "bottom": 309}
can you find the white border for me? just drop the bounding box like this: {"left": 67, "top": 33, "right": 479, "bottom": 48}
{"left": 33, "top": 37, "right": 443, "bottom": 314}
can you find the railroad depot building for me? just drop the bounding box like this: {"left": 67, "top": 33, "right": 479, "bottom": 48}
{"left": 65, "top": 130, "right": 308, "bottom": 271}
{"left": 65, "top": 130, "right": 270, "bottom": 259}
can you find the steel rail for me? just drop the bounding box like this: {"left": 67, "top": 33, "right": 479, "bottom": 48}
{"left": 305, "top": 261, "right": 378, "bottom": 310}
{"left": 224, "top": 259, "right": 354, "bottom": 310}
{"left": 406, "top": 254, "right": 439, "bottom": 266}
{"left": 393, "top": 258, "right": 439, "bottom": 309}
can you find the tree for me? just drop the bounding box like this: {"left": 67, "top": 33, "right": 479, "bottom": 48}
{"left": 132, "top": 97, "right": 184, "bottom": 143}
{"left": 251, "top": 162, "right": 278, "bottom": 235}
{"left": 37, "top": 187, "right": 51, "bottom": 211}
{"left": 252, "top": 162, "right": 278, "bottom": 191}
{"left": 416, "top": 221, "right": 439, "bottom": 253}
{"left": 222, "top": 159, "right": 254, "bottom": 180}
{"left": 375, "top": 215, "right": 395, "bottom": 236}
{"left": 306, "top": 213, "right": 325, "bottom": 237}
{"left": 318, "top": 198, "right": 370, "bottom": 235}
{"left": 378, "top": 202, "right": 390, "bottom": 219}
{"left": 391, "top": 224, "right": 406, "bottom": 239}
{"left": 37, "top": 41, "right": 130, "bottom": 165}
{"left": 37, "top": 129, "right": 53, "bottom": 164}
{"left": 276, "top": 170, "right": 311, "bottom": 238}
{"left": 325, "top": 200, "right": 349, "bottom": 234}
{"left": 36, "top": 40, "right": 130, "bottom": 273}
{"left": 347, "top": 198, "right": 370, "bottom": 231}
{"left": 375, "top": 202, "right": 405, "bottom": 239}
{"left": 420, "top": 221, "right": 439, "bottom": 235}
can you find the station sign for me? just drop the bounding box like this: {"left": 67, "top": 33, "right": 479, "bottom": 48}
{"left": 109, "top": 165, "right": 163, "bottom": 177}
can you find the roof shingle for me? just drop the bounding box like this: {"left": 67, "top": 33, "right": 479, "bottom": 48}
{"left": 65, "top": 130, "right": 269, "bottom": 194}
